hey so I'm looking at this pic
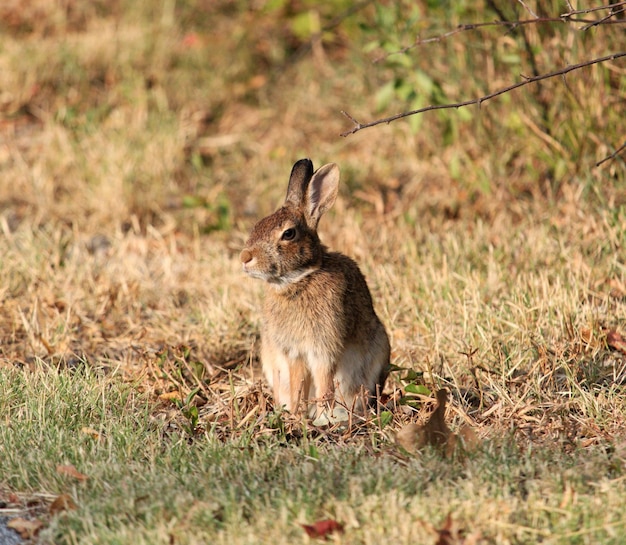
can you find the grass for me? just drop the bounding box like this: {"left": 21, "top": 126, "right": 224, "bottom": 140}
{"left": 3, "top": 365, "right": 626, "bottom": 544}
{"left": 1, "top": 0, "right": 625, "bottom": 543}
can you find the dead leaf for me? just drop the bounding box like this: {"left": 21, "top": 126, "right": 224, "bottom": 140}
{"left": 396, "top": 390, "right": 479, "bottom": 459}
{"left": 301, "top": 519, "right": 344, "bottom": 539}
{"left": 433, "top": 513, "right": 481, "bottom": 545}
{"left": 80, "top": 426, "right": 101, "bottom": 440}
{"left": 558, "top": 483, "right": 576, "bottom": 509}
{"left": 248, "top": 74, "right": 267, "bottom": 90}
{"left": 434, "top": 513, "right": 456, "bottom": 545}
{"left": 56, "top": 464, "right": 88, "bottom": 481}
{"left": 7, "top": 517, "right": 44, "bottom": 539}
{"left": 181, "top": 32, "right": 200, "bottom": 49}
{"left": 396, "top": 422, "right": 424, "bottom": 453}
{"left": 49, "top": 493, "right": 77, "bottom": 515}
{"left": 580, "top": 327, "right": 594, "bottom": 345}
{"left": 608, "top": 278, "right": 626, "bottom": 299}
{"left": 607, "top": 329, "right": 626, "bottom": 355}
{"left": 444, "top": 433, "right": 459, "bottom": 459}
{"left": 396, "top": 389, "right": 450, "bottom": 453}
{"left": 422, "top": 389, "right": 452, "bottom": 449}
{"left": 458, "top": 424, "right": 479, "bottom": 452}
{"left": 159, "top": 391, "right": 183, "bottom": 402}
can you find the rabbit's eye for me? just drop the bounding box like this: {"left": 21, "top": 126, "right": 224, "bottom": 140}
{"left": 281, "top": 228, "right": 296, "bottom": 241}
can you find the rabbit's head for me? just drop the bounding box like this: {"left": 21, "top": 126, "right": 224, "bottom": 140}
{"left": 240, "top": 159, "right": 339, "bottom": 287}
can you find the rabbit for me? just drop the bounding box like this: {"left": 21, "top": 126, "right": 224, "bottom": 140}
{"left": 240, "top": 158, "right": 390, "bottom": 422}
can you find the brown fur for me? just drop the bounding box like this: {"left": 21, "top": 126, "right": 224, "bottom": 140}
{"left": 241, "top": 159, "right": 390, "bottom": 417}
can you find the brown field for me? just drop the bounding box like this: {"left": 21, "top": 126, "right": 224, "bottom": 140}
{"left": 1, "top": 1, "right": 625, "bottom": 543}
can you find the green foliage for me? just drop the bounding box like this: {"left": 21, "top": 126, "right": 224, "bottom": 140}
{"left": 395, "top": 367, "right": 433, "bottom": 409}
{"left": 178, "top": 387, "right": 201, "bottom": 436}
{"left": 182, "top": 192, "right": 232, "bottom": 233}
{"left": 358, "top": 0, "right": 624, "bottom": 188}
{"left": 365, "top": 2, "right": 454, "bottom": 127}
{"left": 377, "top": 410, "right": 393, "bottom": 428}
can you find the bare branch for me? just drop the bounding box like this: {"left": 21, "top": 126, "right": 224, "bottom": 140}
{"left": 563, "top": 1, "right": 626, "bottom": 16}
{"left": 580, "top": 5, "right": 626, "bottom": 30}
{"left": 372, "top": 19, "right": 566, "bottom": 63}
{"left": 596, "top": 141, "right": 626, "bottom": 167}
{"left": 341, "top": 52, "right": 626, "bottom": 137}
{"left": 373, "top": 2, "right": 626, "bottom": 63}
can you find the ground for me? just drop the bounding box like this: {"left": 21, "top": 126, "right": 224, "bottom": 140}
{"left": 0, "top": 1, "right": 625, "bottom": 544}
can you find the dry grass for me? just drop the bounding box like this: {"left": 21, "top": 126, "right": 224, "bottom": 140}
{"left": 1, "top": 1, "right": 626, "bottom": 543}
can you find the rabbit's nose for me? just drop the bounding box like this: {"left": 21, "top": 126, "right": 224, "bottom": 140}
{"left": 240, "top": 249, "right": 253, "bottom": 264}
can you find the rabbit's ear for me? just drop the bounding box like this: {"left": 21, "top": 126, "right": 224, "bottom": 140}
{"left": 285, "top": 158, "right": 314, "bottom": 207}
{"left": 306, "top": 163, "right": 339, "bottom": 228}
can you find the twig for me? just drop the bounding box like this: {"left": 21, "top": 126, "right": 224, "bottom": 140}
{"left": 596, "top": 141, "right": 626, "bottom": 167}
{"left": 372, "top": 19, "right": 570, "bottom": 63}
{"left": 322, "top": 0, "right": 373, "bottom": 32}
{"left": 373, "top": 3, "right": 626, "bottom": 63}
{"left": 516, "top": 0, "right": 539, "bottom": 19}
{"left": 563, "top": 1, "right": 626, "bottom": 16}
{"left": 341, "top": 52, "right": 626, "bottom": 137}
{"left": 580, "top": 6, "right": 626, "bottom": 30}
{"left": 486, "top": 0, "right": 547, "bottom": 133}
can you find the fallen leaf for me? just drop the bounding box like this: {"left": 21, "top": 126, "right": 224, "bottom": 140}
{"left": 422, "top": 389, "right": 452, "bottom": 449}
{"left": 434, "top": 512, "right": 456, "bottom": 545}
{"left": 56, "top": 464, "right": 88, "bottom": 481}
{"left": 580, "top": 437, "right": 599, "bottom": 448}
{"left": 248, "top": 74, "right": 267, "bottom": 90}
{"left": 611, "top": 435, "right": 626, "bottom": 473}
{"left": 433, "top": 513, "right": 482, "bottom": 545}
{"left": 580, "top": 327, "right": 594, "bottom": 345}
{"left": 49, "top": 493, "right": 77, "bottom": 515}
{"left": 444, "top": 433, "right": 459, "bottom": 459}
{"left": 608, "top": 278, "right": 626, "bottom": 299}
{"left": 396, "top": 389, "right": 450, "bottom": 453}
{"left": 395, "top": 422, "right": 423, "bottom": 453}
{"left": 80, "top": 426, "right": 101, "bottom": 440}
{"left": 159, "top": 391, "right": 183, "bottom": 402}
{"left": 607, "top": 329, "right": 626, "bottom": 355}
{"left": 396, "top": 390, "right": 479, "bottom": 459}
{"left": 7, "top": 517, "right": 43, "bottom": 539}
{"left": 558, "top": 483, "right": 576, "bottom": 509}
{"left": 301, "top": 519, "right": 344, "bottom": 539}
{"left": 181, "top": 32, "right": 200, "bottom": 48}
{"left": 458, "top": 424, "right": 479, "bottom": 452}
